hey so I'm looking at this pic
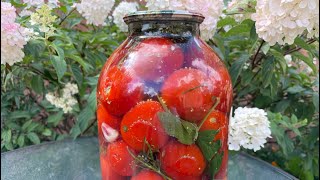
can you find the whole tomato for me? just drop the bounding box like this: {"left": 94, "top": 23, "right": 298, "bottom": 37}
{"left": 97, "top": 66, "right": 143, "bottom": 117}
{"left": 124, "top": 38, "right": 184, "bottom": 82}
{"left": 106, "top": 140, "right": 137, "bottom": 176}
{"left": 161, "top": 68, "right": 216, "bottom": 123}
{"left": 121, "top": 101, "right": 169, "bottom": 151}
{"left": 131, "top": 170, "right": 164, "bottom": 180}
{"left": 199, "top": 111, "right": 228, "bottom": 142}
{"left": 160, "top": 141, "right": 206, "bottom": 180}
{"left": 184, "top": 38, "right": 233, "bottom": 114}
{"left": 100, "top": 153, "right": 126, "bottom": 180}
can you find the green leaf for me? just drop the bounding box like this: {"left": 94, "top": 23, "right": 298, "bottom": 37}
{"left": 294, "top": 38, "right": 314, "bottom": 56}
{"left": 250, "top": 24, "right": 258, "bottom": 41}
{"left": 4, "top": 142, "right": 14, "bottom": 151}
{"left": 70, "top": 123, "right": 81, "bottom": 139}
{"left": 24, "top": 39, "right": 46, "bottom": 58}
{"left": 78, "top": 106, "right": 95, "bottom": 131}
{"left": 207, "top": 152, "right": 224, "bottom": 177}
{"left": 27, "top": 122, "right": 39, "bottom": 133}
{"left": 274, "top": 99, "right": 291, "bottom": 113}
{"left": 261, "top": 56, "right": 275, "bottom": 87}
{"left": 293, "top": 52, "right": 317, "bottom": 74}
{"left": 229, "top": 53, "right": 250, "bottom": 85}
{"left": 67, "top": 18, "right": 82, "bottom": 28}
{"left": 196, "top": 130, "right": 221, "bottom": 161}
{"left": 8, "top": 111, "right": 31, "bottom": 120}
{"left": 78, "top": 88, "right": 97, "bottom": 129}
{"left": 217, "top": 16, "right": 237, "bottom": 28}
{"left": 50, "top": 41, "right": 65, "bottom": 60}
{"left": 270, "top": 121, "right": 294, "bottom": 157}
{"left": 42, "top": 129, "right": 52, "bottom": 136}
{"left": 22, "top": 120, "right": 33, "bottom": 131}
{"left": 31, "top": 76, "right": 44, "bottom": 94}
{"left": 87, "top": 88, "right": 97, "bottom": 111}
{"left": 287, "top": 85, "right": 305, "bottom": 94}
{"left": 47, "top": 111, "right": 64, "bottom": 126}
{"left": 225, "top": 24, "right": 251, "bottom": 37}
{"left": 27, "top": 132, "right": 40, "bottom": 144}
{"left": 157, "top": 112, "right": 198, "bottom": 145}
{"left": 51, "top": 55, "right": 67, "bottom": 81}
{"left": 17, "top": 135, "right": 25, "bottom": 148}
{"left": 2, "top": 130, "right": 12, "bottom": 143}
{"left": 313, "top": 93, "right": 319, "bottom": 112}
{"left": 291, "top": 114, "right": 298, "bottom": 124}
{"left": 66, "top": 54, "right": 93, "bottom": 72}
{"left": 270, "top": 49, "right": 287, "bottom": 73}
{"left": 70, "top": 64, "right": 83, "bottom": 86}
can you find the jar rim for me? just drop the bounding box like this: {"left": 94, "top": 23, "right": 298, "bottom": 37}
{"left": 124, "top": 10, "right": 205, "bottom": 24}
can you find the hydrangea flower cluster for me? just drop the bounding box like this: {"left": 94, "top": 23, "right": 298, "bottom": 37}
{"left": 228, "top": 107, "right": 272, "bottom": 152}
{"left": 74, "top": 0, "right": 115, "bottom": 26}
{"left": 112, "top": 2, "right": 139, "bottom": 32}
{"left": 252, "top": 0, "right": 319, "bottom": 45}
{"left": 45, "top": 83, "right": 79, "bottom": 114}
{"left": 30, "top": 5, "right": 57, "bottom": 36}
{"left": 23, "top": 0, "right": 59, "bottom": 9}
{"left": 145, "top": 0, "right": 224, "bottom": 41}
{"left": 1, "top": 2, "right": 29, "bottom": 66}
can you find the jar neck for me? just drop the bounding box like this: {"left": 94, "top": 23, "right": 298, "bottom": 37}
{"left": 127, "top": 21, "right": 201, "bottom": 38}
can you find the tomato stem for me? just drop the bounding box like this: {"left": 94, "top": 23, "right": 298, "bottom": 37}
{"left": 197, "top": 97, "right": 221, "bottom": 131}
{"left": 127, "top": 147, "right": 172, "bottom": 180}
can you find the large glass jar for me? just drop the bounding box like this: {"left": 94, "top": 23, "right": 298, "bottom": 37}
{"left": 97, "top": 10, "right": 233, "bottom": 180}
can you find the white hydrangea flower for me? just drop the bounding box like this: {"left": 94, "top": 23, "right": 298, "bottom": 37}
{"left": 228, "top": 107, "right": 272, "bottom": 152}
{"left": 23, "top": 0, "right": 44, "bottom": 9}
{"left": 47, "top": 0, "right": 60, "bottom": 9}
{"left": 145, "top": 0, "right": 224, "bottom": 41}
{"left": 145, "top": 0, "right": 170, "bottom": 10}
{"left": 284, "top": 54, "right": 293, "bottom": 67}
{"left": 19, "top": 9, "right": 33, "bottom": 17}
{"left": 45, "top": 83, "right": 79, "bottom": 113}
{"left": 74, "top": 0, "right": 115, "bottom": 26}
{"left": 23, "top": 0, "right": 59, "bottom": 9}
{"left": 112, "top": 2, "right": 139, "bottom": 32}
{"left": 252, "top": 0, "right": 319, "bottom": 46}
{"left": 1, "top": 2, "right": 29, "bottom": 66}
{"left": 29, "top": 5, "right": 57, "bottom": 37}
{"left": 185, "top": 0, "right": 224, "bottom": 41}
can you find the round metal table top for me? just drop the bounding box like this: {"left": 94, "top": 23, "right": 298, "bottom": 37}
{"left": 1, "top": 137, "right": 297, "bottom": 180}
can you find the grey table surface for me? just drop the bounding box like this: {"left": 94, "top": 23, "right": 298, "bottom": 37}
{"left": 1, "top": 137, "right": 298, "bottom": 180}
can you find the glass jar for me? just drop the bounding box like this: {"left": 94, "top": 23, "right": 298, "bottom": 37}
{"left": 97, "top": 10, "right": 233, "bottom": 180}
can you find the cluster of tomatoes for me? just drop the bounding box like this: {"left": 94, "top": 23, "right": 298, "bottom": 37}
{"left": 97, "top": 37, "right": 232, "bottom": 180}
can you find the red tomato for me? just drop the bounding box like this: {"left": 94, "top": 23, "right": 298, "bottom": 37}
{"left": 125, "top": 38, "right": 184, "bottom": 82}
{"left": 97, "top": 104, "right": 121, "bottom": 143}
{"left": 106, "top": 140, "right": 137, "bottom": 176}
{"left": 131, "top": 170, "right": 164, "bottom": 180}
{"left": 199, "top": 111, "right": 228, "bottom": 142}
{"left": 100, "top": 153, "right": 126, "bottom": 180}
{"left": 121, "top": 101, "right": 169, "bottom": 151}
{"left": 161, "top": 68, "right": 217, "bottom": 123}
{"left": 97, "top": 66, "right": 143, "bottom": 117}
{"left": 160, "top": 141, "right": 206, "bottom": 179}
{"left": 184, "top": 38, "right": 233, "bottom": 114}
